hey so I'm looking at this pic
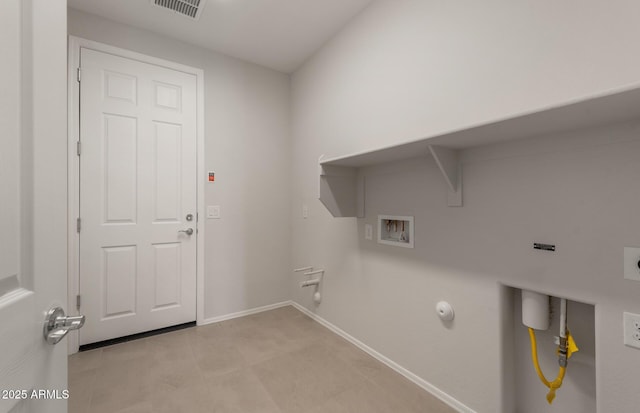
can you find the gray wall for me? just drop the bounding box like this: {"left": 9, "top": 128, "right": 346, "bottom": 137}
{"left": 291, "top": 0, "right": 640, "bottom": 411}
{"left": 68, "top": 9, "right": 292, "bottom": 320}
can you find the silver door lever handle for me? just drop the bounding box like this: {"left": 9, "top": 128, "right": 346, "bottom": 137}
{"left": 178, "top": 228, "right": 194, "bottom": 236}
{"left": 43, "top": 307, "right": 85, "bottom": 345}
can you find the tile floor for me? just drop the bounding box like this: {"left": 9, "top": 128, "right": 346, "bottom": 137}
{"left": 69, "top": 305, "right": 455, "bottom": 413}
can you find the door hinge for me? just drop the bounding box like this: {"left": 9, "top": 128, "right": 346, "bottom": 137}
{"left": 76, "top": 217, "right": 81, "bottom": 233}
{"left": 77, "top": 67, "right": 81, "bottom": 83}
{"left": 76, "top": 294, "right": 81, "bottom": 310}
{"left": 76, "top": 141, "right": 81, "bottom": 156}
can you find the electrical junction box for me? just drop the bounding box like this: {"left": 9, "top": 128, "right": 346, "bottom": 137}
{"left": 624, "top": 247, "right": 640, "bottom": 281}
{"left": 377, "top": 215, "right": 414, "bottom": 248}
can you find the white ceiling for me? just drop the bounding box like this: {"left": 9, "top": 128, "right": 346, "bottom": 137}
{"left": 68, "top": 0, "right": 374, "bottom": 73}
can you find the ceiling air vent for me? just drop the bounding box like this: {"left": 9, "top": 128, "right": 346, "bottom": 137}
{"left": 151, "top": 0, "right": 206, "bottom": 20}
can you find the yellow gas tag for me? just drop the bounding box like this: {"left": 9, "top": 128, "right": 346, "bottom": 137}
{"left": 567, "top": 332, "right": 579, "bottom": 359}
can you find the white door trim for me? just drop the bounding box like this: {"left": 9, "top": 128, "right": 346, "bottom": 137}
{"left": 67, "top": 36, "right": 206, "bottom": 354}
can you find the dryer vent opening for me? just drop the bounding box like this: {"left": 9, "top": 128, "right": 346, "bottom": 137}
{"left": 151, "top": 0, "right": 206, "bottom": 20}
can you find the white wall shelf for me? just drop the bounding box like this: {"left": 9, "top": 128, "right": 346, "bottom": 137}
{"left": 318, "top": 85, "right": 640, "bottom": 217}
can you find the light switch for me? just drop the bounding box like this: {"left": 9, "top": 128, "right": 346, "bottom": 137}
{"left": 302, "top": 205, "right": 309, "bottom": 219}
{"left": 207, "top": 205, "right": 220, "bottom": 219}
{"left": 365, "top": 224, "right": 373, "bottom": 240}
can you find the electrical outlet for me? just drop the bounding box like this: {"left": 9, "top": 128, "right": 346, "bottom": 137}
{"left": 364, "top": 224, "right": 373, "bottom": 240}
{"left": 624, "top": 247, "right": 640, "bottom": 281}
{"left": 623, "top": 312, "right": 640, "bottom": 349}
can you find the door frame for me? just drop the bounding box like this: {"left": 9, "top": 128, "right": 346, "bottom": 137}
{"left": 67, "top": 36, "right": 206, "bottom": 354}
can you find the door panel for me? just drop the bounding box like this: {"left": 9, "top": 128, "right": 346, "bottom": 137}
{"left": 79, "top": 48, "right": 197, "bottom": 345}
{"left": 104, "top": 114, "right": 138, "bottom": 223}
{"left": 0, "top": 1, "right": 20, "bottom": 287}
{"left": 104, "top": 70, "right": 137, "bottom": 103}
{"left": 152, "top": 243, "right": 181, "bottom": 309}
{"left": 153, "top": 121, "right": 182, "bottom": 221}
{"left": 102, "top": 246, "right": 137, "bottom": 319}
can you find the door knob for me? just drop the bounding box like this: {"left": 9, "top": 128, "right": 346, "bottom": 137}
{"left": 178, "top": 228, "right": 194, "bottom": 236}
{"left": 43, "top": 307, "right": 85, "bottom": 345}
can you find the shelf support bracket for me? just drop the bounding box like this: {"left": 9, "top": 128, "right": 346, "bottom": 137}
{"left": 318, "top": 155, "right": 364, "bottom": 217}
{"left": 428, "top": 145, "right": 462, "bottom": 207}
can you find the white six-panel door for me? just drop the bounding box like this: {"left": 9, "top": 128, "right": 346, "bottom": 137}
{"left": 79, "top": 48, "right": 197, "bottom": 345}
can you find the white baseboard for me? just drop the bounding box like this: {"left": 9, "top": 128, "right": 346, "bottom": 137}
{"left": 291, "top": 301, "right": 476, "bottom": 413}
{"left": 198, "top": 300, "right": 292, "bottom": 326}
{"left": 199, "top": 300, "right": 476, "bottom": 412}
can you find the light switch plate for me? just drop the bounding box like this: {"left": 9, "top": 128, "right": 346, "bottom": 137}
{"left": 207, "top": 205, "right": 220, "bottom": 219}
{"left": 302, "top": 205, "right": 309, "bottom": 219}
{"left": 364, "top": 224, "right": 373, "bottom": 240}
{"left": 624, "top": 247, "right": 640, "bottom": 281}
